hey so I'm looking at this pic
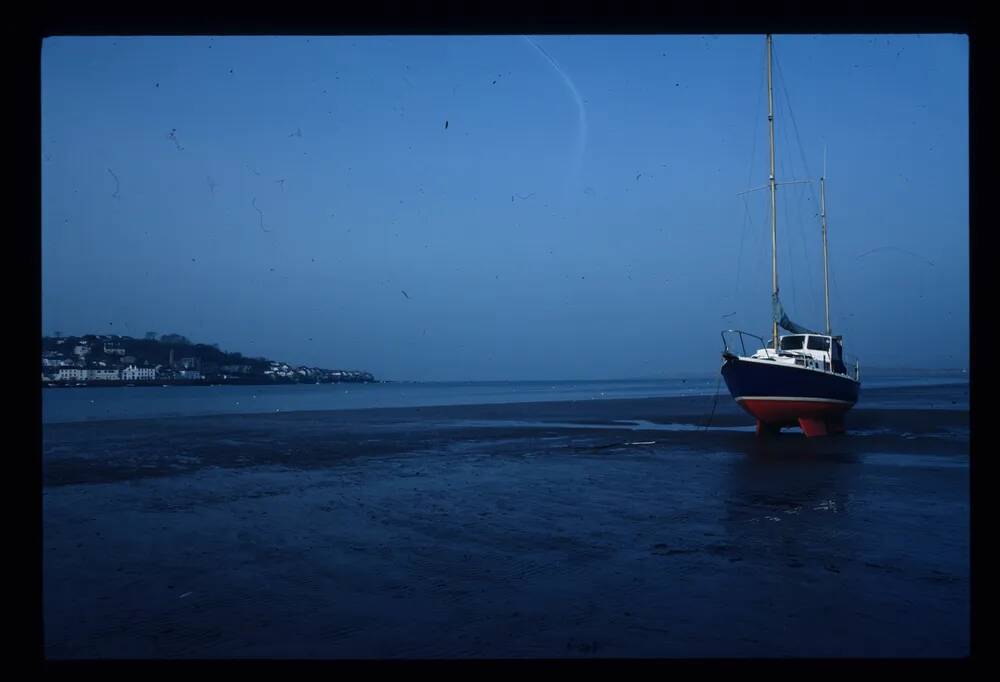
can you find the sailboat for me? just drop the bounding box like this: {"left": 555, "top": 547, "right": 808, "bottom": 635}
{"left": 720, "top": 35, "right": 861, "bottom": 437}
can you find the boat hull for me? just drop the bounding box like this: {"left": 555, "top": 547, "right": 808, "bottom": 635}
{"left": 721, "top": 356, "right": 860, "bottom": 436}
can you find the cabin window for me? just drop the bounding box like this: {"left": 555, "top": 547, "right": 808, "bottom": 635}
{"left": 807, "top": 336, "right": 831, "bottom": 351}
{"left": 779, "top": 336, "right": 804, "bottom": 350}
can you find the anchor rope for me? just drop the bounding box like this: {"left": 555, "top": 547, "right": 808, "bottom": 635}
{"left": 703, "top": 370, "right": 724, "bottom": 431}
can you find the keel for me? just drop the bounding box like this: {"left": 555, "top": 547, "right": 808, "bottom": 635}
{"left": 797, "top": 415, "right": 845, "bottom": 437}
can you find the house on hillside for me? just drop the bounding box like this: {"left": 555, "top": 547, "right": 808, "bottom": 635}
{"left": 103, "top": 343, "right": 126, "bottom": 356}
{"left": 122, "top": 365, "right": 157, "bottom": 381}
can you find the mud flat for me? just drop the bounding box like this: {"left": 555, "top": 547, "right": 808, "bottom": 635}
{"left": 43, "top": 383, "right": 969, "bottom": 658}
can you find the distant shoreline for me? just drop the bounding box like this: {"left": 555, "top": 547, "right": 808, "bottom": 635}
{"left": 42, "top": 381, "right": 969, "bottom": 428}
{"left": 42, "top": 376, "right": 968, "bottom": 390}
{"left": 42, "top": 379, "right": 381, "bottom": 389}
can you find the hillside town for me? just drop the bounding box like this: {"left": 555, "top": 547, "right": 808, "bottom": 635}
{"left": 41, "top": 334, "right": 376, "bottom": 386}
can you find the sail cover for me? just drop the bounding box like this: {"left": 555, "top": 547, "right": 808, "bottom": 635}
{"left": 772, "top": 293, "right": 817, "bottom": 335}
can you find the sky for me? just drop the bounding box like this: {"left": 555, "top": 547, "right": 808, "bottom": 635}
{"left": 41, "top": 34, "right": 968, "bottom": 381}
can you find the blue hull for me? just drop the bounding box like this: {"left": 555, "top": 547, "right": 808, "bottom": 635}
{"left": 721, "top": 357, "right": 860, "bottom": 435}
{"left": 721, "top": 357, "right": 860, "bottom": 403}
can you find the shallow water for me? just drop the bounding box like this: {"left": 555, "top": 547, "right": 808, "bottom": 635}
{"left": 42, "top": 373, "right": 968, "bottom": 424}
{"left": 457, "top": 418, "right": 759, "bottom": 433}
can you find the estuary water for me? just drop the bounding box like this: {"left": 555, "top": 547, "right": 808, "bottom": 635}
{"left": 42, "top": 371, "right": 968, "bottom": 424}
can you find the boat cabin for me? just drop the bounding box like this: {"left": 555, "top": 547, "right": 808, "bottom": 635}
{"left": 751, "top": 334, "right": 848, "bottom": 374}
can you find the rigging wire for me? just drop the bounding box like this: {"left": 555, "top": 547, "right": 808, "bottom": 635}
{"left": 775, "top": 90, "right": 800, "bottom": 318}
{"left": 747, "top": 39, "right": 767, "bottom": 193}
{"left": 737, "top": 195, "right": 753, "bottom": 293}
{"left": 774, "top": 45, "right": 821, "bottom": 208}
{"left": 785, "top": 142, "right": 822, "bottom": 321}
{"left": 735, "top": 41, "right": 768, "bottom": 299}
{"left": 790, "top": 182, "right": 821, "bottom": 322}
{"left": 794, "top": 183, "right": 822, "bottom": 321}
{"left": 774, "top": 45, "right": 824, "bottom": 320}
{"left": 784, "top": 91, "right": 808, "bottom": 321}
{"left": 741, "top": 194, "right": 763, "bottom": 326}
{"left": 782, "top": 167, "right": 800, "bottom": 316}
{"left": 755, "top": 194, "right": 770, "bottom": 324}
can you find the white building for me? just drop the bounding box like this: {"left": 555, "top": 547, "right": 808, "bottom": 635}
{"left": 73, "top": 344, "right": 91, "bottom": 358}
{"left": 177, "top": 369, "right": 202, "bottom": 380}
{"left": 56, "top": 368, "right": 89, "bottom": 381}
{"left": 122, "top": 365, "right": 157, "bottom": 381}
{"left": 90, "top": 368, "right": 121, "bottom": 381}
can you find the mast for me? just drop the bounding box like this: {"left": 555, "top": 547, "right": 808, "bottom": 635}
{"left": 767, "top": 34, "right": 779, "bottom": 349}
{"left": 820, "top": 147, "right": 831, "bottom": 335}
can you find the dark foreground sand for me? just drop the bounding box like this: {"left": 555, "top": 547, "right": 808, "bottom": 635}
{"left": 43, "top": 386, "right": 969, "bottom": 658}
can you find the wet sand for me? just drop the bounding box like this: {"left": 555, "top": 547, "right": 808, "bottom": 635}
{"left": 43, "top": 384, "right": 969, "bottom": 658}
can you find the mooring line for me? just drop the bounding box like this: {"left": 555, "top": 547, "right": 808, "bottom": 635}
{"left": 703, "top": 371, "right": 724, "bottom": 431}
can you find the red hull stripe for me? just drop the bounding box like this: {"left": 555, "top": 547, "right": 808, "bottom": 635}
{"left": 736, "top": 396, "right": 853, "bottom": 404}
{"left": 738, "top": 398, "right": 853, "bottom": 425}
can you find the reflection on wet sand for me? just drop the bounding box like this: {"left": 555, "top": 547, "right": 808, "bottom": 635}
{"left": 44, "top": 390, "right": 968, "bottom": 658}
